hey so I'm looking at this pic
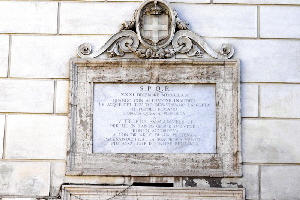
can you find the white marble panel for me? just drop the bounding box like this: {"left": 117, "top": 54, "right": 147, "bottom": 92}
{"left": 213, "top": 0, "right": 300, "bottom": 4}
{"left": 0, "top": 161, "right": 50, "bottom": 196}
{"left": 93, "top": 84, "right": 216, "bottom": 153}
{"left": 261, "top": 165, "right": 300, "bottom": 199}
{"left": 10, "top": 35, "right": 110, "bottom": 78}
{"left": 261, "top": 84, "right": 300, "bottom": 118}
{"left": 0, "top": 79, "right": 54, "bottom": 113}
{"left": 55, "top": 80, "right": 69, "bottom": 114}
{"left": 205, "top": 38, "right": 300, "bottom": 83}
{"left": 60, "top": 2, "right": 140, "bottom": 34}
{"left": 0, "top": 1, "right": 57, "bottom": 34}
{"left": 261, "top": 6, "right": 300, "bottom": 38}
{"left": 0, "top": 35, "right": 9, "bottom": 77}
{"left": 108, "top": 0, "right": 210, "bottom": 2}
{"left": 5, "top": 115, "right": 68, "bottom": 159}
{"left": 243, "top": 119, "right": 300, "bottom": 163}
{"left": 173, "top": 4, "right": 257, "bottom": 38}
{"left": 170, "top": 0, "right": 210, "bottom": 2}
{"left": 241, "top": 84, "right": 258, "bottom": 117}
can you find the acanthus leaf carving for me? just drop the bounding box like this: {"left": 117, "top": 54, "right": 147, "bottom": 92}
{"left": 77, "top": 0, "right": 234, "bottom": 59}
{"left": 134, "top": 47, "right": 177, "bottom": 59}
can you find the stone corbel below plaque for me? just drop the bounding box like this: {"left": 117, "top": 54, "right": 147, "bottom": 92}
{"left": 67, "top": 0, "right": 241, "bottom": 178}
{"left": 77, "top": 0, "right": 234, "bottom": 59}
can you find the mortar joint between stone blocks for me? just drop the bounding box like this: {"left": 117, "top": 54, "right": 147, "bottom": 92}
{"left": 258, "top": 165, "right": 261, "bottom": 200}
{"left": 57, "top": 2, "right": 61, "bottom": 35}
{"left": 258, "top": 85, "right": 261, "bottom": 118}
{"left": 7, "top": 35, "right": 12, "bottom": 78}
{"left": 50, "top": 162, "right": 54, "bottom": 196}
{"left": 54, "top": 80, "right": 57, "bottom": 114}
{"left": 1, "top": 115, "right": 8, "bottom": 159}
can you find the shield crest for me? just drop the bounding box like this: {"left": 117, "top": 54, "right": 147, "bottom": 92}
{"left": 142, "top": 14, "right": 169, "bottom": 44}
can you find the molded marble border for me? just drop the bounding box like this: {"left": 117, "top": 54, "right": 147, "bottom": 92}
{"left": 66, "top": 59, "right": 241, "bottom": 177}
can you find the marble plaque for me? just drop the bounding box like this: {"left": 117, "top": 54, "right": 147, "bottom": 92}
{"left": 68, "top": 59, "right": 241, "bottom": 176}
{"left": 93, "top": 84, "right": 216, "bottom": 153}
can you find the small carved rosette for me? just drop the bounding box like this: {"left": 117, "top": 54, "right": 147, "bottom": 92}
{"left": 77, "top": 0, "right": 234, "bottom": 59}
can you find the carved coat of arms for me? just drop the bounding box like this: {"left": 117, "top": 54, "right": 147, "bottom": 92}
{"left": 143, "top": 14, "right": 168, "bottom": 44}
{"left": 77, "top": 0, "right": 234, "bottom": 59}
{"left": 137, "top": 0, "right": 174, "bottom": 49}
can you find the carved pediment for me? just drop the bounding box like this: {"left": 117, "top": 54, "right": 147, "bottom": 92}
{"left": 78, "top": 0, "right": 234, "bottom": 59}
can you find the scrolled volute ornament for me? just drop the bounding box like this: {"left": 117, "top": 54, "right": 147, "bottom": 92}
{"left": 175, "top": 36, "right": 192, "bottom": 53}
{"left": 219, "top": 43, "right": 234, "bottom": 58}
{"left": 107, "top": 35, "right": 142, "bottom": 58}
{"left": 78, "top": 43, "right": 92, "bottom": 56}
{"left": 107, "top": 41, "right": 124, "bottom": 57}
{"left": 173, "top": 30, "right": 234, "bottom": 59}
{"left": 78, "top": 30, "right": 139, "bottom": 58}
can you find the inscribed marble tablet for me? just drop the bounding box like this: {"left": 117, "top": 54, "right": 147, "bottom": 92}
{"left": 93, "top": 84, "right": 216, "bottom": 153}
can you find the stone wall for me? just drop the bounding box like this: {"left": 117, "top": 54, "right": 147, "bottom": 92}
{"left": 0, "top": 0, "right": 300, "bottom": 199}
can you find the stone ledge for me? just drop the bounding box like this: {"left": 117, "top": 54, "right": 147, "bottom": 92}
{"left": 62, "top": 185, "right": 245, "bottom": 200}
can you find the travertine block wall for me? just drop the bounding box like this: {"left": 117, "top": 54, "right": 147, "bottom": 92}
{"left": 0, "top": 1, "right": 299, "bottom": 199}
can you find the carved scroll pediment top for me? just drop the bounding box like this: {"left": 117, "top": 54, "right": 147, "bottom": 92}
{"left": 78, "top": 0, "right": 234, "bottom": 59}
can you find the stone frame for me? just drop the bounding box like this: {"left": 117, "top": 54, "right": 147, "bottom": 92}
{"left": 62, "top": 185, "right": 245, "bottom": 200}
{"left": 66, "top": 58, "right": 241, "bottom": 177}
